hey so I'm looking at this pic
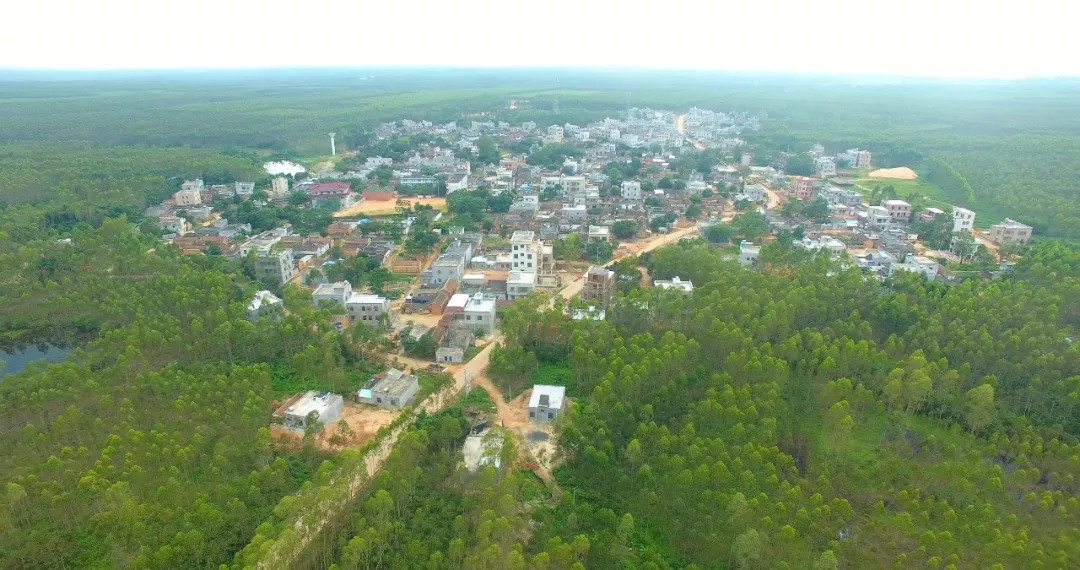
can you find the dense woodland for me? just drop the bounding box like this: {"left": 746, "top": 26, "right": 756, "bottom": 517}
{"left": 2, "top": 71, "right": 1080, "bottom": 569}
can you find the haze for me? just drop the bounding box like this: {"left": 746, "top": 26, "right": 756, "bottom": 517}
{"left": 4, "top": 0, "right": 1078, "bottom": 78}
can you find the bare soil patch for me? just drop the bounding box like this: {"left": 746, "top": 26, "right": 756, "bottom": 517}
{"left": 333, "top": 197, "right": 447, "bottom": 218}
{"left": 869, "top": 167, "right": 918, "bottom": 180}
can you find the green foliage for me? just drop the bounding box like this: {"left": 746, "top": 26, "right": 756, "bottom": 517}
{"left": 733, "top": 211, "right": 770, "bottom": 241}
{"left": 785, "top": 154, "right": 815, "bottom": 176}
{"left": 611, "top": 220, "right": 638, "bottom": 240}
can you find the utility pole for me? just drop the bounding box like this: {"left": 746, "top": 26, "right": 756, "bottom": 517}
{"left": 465, "top": 370, "right": 471, "bottom": 395}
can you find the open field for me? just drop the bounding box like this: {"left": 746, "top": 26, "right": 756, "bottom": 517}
{"left": 333, "top": 196, "right": 447, "bottom": 217}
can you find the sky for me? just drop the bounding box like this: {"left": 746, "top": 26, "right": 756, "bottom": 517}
{"left": 3, "top": 0, "right": 1078, "bottom": 78}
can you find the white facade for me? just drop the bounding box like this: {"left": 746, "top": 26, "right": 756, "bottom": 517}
{"left": 313, "top": 281, "right": 353, "bottom": 308}
{"left": 890, "top": 256, "right": 940, "bottom": 281}
{"left": 508, "top": 271, "right": 537, "bottom": 300}
{"left": 528, "top": 384, "right": 566, "bottom": 423}
{"left": 739, "top": 242, "right": 760, "bottom": 266}
{"left": 952, "top": 207, "right": 975, "bottom": 233}
{"left": 815, "top": 157, "right": 837, "bottom": 177}
{"left": 283, "top": 391, "right": 344, "bottom": 430}
{"left": 255, "top": 249, "right": 297, "bottom": 284}
{"left": 654, "top": 276, "right": 694, "bottom": 292}
{"left": 511, "top": 231, "right": 541, "bottom": 272}
{"left": 463, "top": 294, "right": 497, "bottom": 334}
{"left": 236, "top": 181, "right": 256, "bottom": 196}
{"left": 867, "top": 206, "right": 891, "bottom": 228}
{"left": 563, "top": 205, "right": 587, "bottom": 223}
{"left": 347, "top": 293, "right": 391, "bottom": 324}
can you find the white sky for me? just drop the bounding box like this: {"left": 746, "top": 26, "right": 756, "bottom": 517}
{"left": 2, "top": 0, "right": 1078, "bottom": 78}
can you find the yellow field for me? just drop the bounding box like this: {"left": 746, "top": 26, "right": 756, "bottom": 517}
{"left": 333, "top": 197, "right": 448, "bottom": 218}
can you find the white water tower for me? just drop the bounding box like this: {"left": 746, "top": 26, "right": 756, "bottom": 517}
{"left": 328, "top": 132, "right": 337, "bottom": 156}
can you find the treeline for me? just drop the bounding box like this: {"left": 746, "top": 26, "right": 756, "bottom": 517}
{"left": 0, "top": 221, "right": 388, "bottom": 568}
{"left": 923, "top": 156, "right": 977, "bottom": 206}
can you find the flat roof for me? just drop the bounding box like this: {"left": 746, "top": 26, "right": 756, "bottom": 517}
{"left": 348, "top": 293, "right": 387, "bottom": 305}
{"left": 529, "top": 384, "right": 566, "bottom": 409}
{"left": 447, "top": 293, "right": 470, "bottom": 309}
{"left": 373, "top": 368, "right": 418, "bottom": 398}
{"left": 465, "top": 294, "right": 496, "bottom": 312}
{"left": 508, "top": 271, "right": 536, "bottom": 285}
{"left": 285, "top": 391, "right": 342, "bottom": 418}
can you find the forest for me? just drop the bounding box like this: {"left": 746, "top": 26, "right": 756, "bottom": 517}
{"left": 2, "top": 70, "right": 1080, "bottom": 569}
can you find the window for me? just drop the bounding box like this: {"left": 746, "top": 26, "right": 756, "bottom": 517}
{"left": 466, "top": 315, "right": 472, "bottom": 320}
{"left": 548, "top": 412, "right": 554, "bottom": 419}
{"left": 529, "top": 411, "right": 535, "bottom": 418}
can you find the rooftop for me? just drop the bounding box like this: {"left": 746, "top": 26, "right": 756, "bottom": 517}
{"left": 447, "top": 293, "right": 470, "bottom": 309}
{"left": 371, "top": 368, "right": 419, "bottom": 398}
{"left": 248, "top": 290, "right": 282, "bottom": 312}
{"left": 347, "top": 293, "right": 387, "bottom": 305}
{"left": 655, "top": 276, "right": 695, "bottom": 291}
{"left": 529, "top": 384, "right": 566, "bottom": 409}
{"left": 508, "top": 270, "right": 536, "bottom": 285}
{"left": 994, "top": 218, "right": 1032, "bottom": 229}
{"left": 511, "top": 230, "right": 536, "bottom": 244}
{"left": 285, "top": 391, "right": 343, "bottom": 419}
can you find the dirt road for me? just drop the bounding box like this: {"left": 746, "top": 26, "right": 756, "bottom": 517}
{"left": 675, "top": 113, "right": 707, "bottom": 150}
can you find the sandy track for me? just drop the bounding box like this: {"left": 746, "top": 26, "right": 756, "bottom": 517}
{"left": 333, "top": 197, "right": 447, "bottom": 218}
{"left": 869, "top": 167, "right": 918, "bottom": 180}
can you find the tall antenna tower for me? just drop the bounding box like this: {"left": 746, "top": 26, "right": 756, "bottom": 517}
{"left": 553, "top": 76, "right": 560, "bottom": 114}
{"left": 328, "top": 132, "right": 337, "bottom": 156}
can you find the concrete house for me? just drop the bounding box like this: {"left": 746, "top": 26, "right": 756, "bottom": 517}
{"left": 346, "top": 293, "right": 391, "bottom": 325}
{"left": 883, "top": 200, "right": 912, "bottom": 224}
{"left": 654, "top": 276, "right": 694, "bottom": 292}
{"left": 988, "top": 218, "right": 1033, "bottom": 245}
{"left": 621, "top": 180, "right": 642, "bottom": 201}
{"left": 247, "top": 290, "right": 283, "bottom": 323}
{"left": 312, "top": 281, "right": 352, "bottom": 308}
{"left": 255, "top": 249, "right": 297, "bottom": 284}
{"left": 280, "top": 391, "right": 344, "bottom": 431}
{"left": 528, "top": 384, "right": 567, "bottom": 423}
{"left": 739, "top": 241, "right": 761, "bottom": 266}
{"left": 952, "top": 207, "right": 976, "bottom": 233}
{"left": 463, "top": 294, "right": 497, "bottom": 334}
{"left": 359, "top": 368, "right": 419, "bottom": 409}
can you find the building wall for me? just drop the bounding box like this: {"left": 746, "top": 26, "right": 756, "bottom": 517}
{"left": 529, "top": 403, "right": 562, "bottom": 422}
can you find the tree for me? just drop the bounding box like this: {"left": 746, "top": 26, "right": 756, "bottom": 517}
{"left": 966, "top": 384, "right": 995, "bottom": 434}
{"left": 288, "top": 190, "right": 310, "bottom": 207}
{"left": 706, "top": 223, "right": 735, "bottom": 244}
{"left": 951, "top": 232, "right": 977, "bottom": 263}
{"left": 644, "top": 196, "right": 661, "bottom": 207}
{"left": 785, "top": 154, "right": 815, "bottom": 176}
{"left": 611, "top": 220, "right": 638, "bottom": 240}
{"left": 685, "top": 204, "right": 702, "bottom": 220}
{"left": 702, "top": 188, "right": 714, "bottom": 198}
{"left": 733, "top": 212, "right": 769, "bottom": 241}
{"left": 658, "top": 177, "right": 674, "bottom": 190}
{"left": 802, "top": 198, "right": 830, "bottom": 223}
{"left": 555, "top": 233, "right": 584, "bottom": 260}
{"left": 476, "top": 136, "right": 501, "bottom": 164}
{"left": 585, "top": 241, "right": 613, "bottom": 263}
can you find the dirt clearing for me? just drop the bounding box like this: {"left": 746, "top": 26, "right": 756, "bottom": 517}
{"left": 333, "top": 197, "right": 448, "bottom": 218}
{"left": 869, "top": 167, "right": 918, "bottom": 180}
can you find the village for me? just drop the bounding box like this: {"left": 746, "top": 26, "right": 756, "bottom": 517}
{"left": 140, "top": 105, "right": 1035, "bottom": 473}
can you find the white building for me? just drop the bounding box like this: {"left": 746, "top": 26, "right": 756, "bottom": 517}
{"left": 890, "top": 255, "right": 940, "bottom": 281}
{"left": 236, "top": 181, "right": 256, "bottom": 197}
{"left": 281, "top": 391, "right": 345, "bottom": 431}
{"left": 347, "top": 293, "right": 391, "bottom": 325}
{"left": 654, "top": 276, "right": 694, "bottom": 292}
{"left": 463, "top": 294, "right": 497, "bottom": 334}
{"left": 814, "top": 157, "right": 837, "bottom": 177}
{"left": 511, "top": 231, "right": 541, "bottom": 272}
{"left": 621, "top": 180, "right": 642, "bottom": 201}
{"left": 313, "top": 281, "right": 353, "bottom": 308}
{"left": 508, "top": 271, "right": 537, "bottom": 300}
{"left": 744, "top": 184, "right": 767, "bottom": 202}
{"left": 158, "top": 215, "right": 190, "bottom": 236}
{"left": 952, "top": 207, "right": 976, "bottom": 233}
{"left": 739, "top": 241, "right": 760, "bottom": 266}
{"left": 528, "top": 384, "right": 567, "bottom": 423}
{"left": 563, "top": 205, "right": 587, "bottom": 223}
{"left": 866, "top": 205, "right": 891, "bottom": 228}
{"left": 255, "top": 249, "right": 297, "bottom": 284}
{"left": 588, "top": 225, "right": 610, "bottom": 243}
{"left": 247, "top": 290, "right": 283, "bottom": 322}
{"left": 359, "top": 369, "right": 419, "bottom": 409}
{"left": 546, "top": 125, "right": 564, "bottom": 143}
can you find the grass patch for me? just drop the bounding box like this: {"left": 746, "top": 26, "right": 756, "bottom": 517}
{"left": 457, "top": 386, "right": 496, "bottom": 413}
{"left": 536, "top": 360, "right": 573, "bottom": 394}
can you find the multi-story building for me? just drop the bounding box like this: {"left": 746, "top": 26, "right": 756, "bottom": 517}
{"left": 174, "top": 186, "right": 202, "bottom": 207}
{"left": 789, "top": 177, "right": 814, "bottom": 200}
{"left": 346, "top": 293, "right": 391, "bottom": 324}
{"left": 255, "top": 249, "right": 298, "bottom": 284}
{"left": 508, "top": 271, "right": 537, "bottom": 300}
{"left": 582, "top": 266, "right": 616, "bottom": 308}
{"left": 463, "top": 294, "right": 497, "bottom": 334}
{"left": 236, "top": 181, "right": 256, "bottom": 197}
{"left": 952, "top": 206, "right": 976, "bottom": 233}
{"left": 546, "top": 125, "right": 564, "bottom": 143}
{"left": 511, "top": 231, "right": 540, "bottom": 272}
{"left": 814, "top": 157, "right": 837, "bottom": 177}
{"left": 857, "top": 151, "right": 872, "bottom": 169}
{"left": 817, "top": 186, "right": 864, "bottom": 206}
{"left": 988, "top": 218, "right": 1033, "bottom": 245}
{"left": 313, "top": 281, "right": 353, "bottom": 308}
{"left": 883, "top": 200, "right": 912, "bottom": 224}
{"left": 867, "top": 205, "right": 892, "bottom": 228}
{"left": 157, "top": 215, "right": 190, "bottom": 236}
{"left": 269, "top": 178, "right": 288, "bottom": 197}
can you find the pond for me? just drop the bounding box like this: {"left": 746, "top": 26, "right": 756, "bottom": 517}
{"left": 263, "top": 160, "right": 306, "bottom": 176}
{"left": 0, "top": 343, "right": 74, "bottom": 378}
